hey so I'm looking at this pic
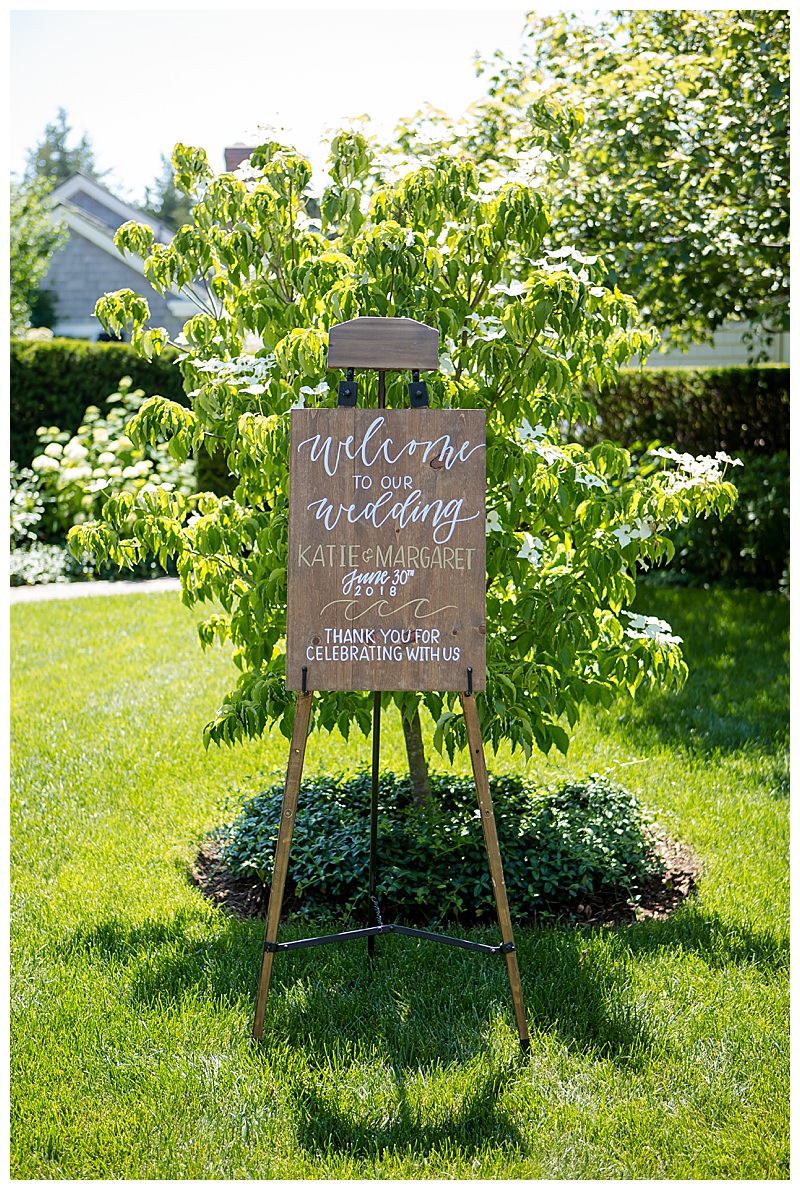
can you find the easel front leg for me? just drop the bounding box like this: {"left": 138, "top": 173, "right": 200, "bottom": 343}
{"left": 461, "top": 693, "right": 531, "bottom": 1051}
{"left": 252, "top": 690, "right": 314, "bottom": 1040}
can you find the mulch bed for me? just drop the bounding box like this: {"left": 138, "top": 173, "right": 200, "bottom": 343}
{"left": 191, "top": 831, "right": 701, "bottom": 929}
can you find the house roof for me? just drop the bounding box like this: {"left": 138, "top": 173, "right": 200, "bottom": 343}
{"left": 51, "top": 173, "right": 175, "bottom": 241}
{"left": 49, "top": 173, "right": 201, "bottom": 318}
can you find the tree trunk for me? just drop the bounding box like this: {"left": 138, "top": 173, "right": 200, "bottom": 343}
{"left": 401, "top": 706, "right": 432, "bottom": 806}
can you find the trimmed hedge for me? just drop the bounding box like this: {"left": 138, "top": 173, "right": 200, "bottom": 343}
{"left": 583, "top": 364, "right": 789, "bottom": 456}
{"left": 14, "top": 344, "right": 787, "bottom": 464}
{"left": 10, "top": 343, "right": 789, "bottom": 528}
{"left": 10, "top": 338, "right": 188, "bottom": 467}
{"left": 580, "top": 365, "right": 789, "bottom": 591}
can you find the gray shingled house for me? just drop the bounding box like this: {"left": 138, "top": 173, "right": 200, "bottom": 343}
{"left": 40, "top": 162, "right": 787, "bottom": 365}
{"left": 40, "top": 173, "right": 198, "bottom": 340}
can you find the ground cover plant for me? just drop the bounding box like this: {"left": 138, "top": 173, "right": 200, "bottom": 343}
{"left": 216, "top": 772, "right": 666, "bottom": 924}
{"left": 10, "top": 585, "right": 788, "bottom": 1178}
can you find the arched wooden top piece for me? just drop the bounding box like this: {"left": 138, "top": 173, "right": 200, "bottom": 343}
{"left": 327, "top": 317, "right": 439, "bottom": 371}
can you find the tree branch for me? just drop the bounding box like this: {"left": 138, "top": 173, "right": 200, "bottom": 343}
{"left": 490, "top": 332, "right": 539, "bottom": 409}
{"left": 184, "top": 545, "right": 257, "bottom": 587}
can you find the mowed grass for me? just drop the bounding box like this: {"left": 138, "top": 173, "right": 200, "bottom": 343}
{"left": 10, "top": 586, "right": 788, "bottom": 1178}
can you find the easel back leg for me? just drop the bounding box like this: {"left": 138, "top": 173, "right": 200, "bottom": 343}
{"left": 461, "top": 693, "right": 531, "bottom": 1050}
{"left": 252, "top": 691, "right": 314, "bottom": 1040}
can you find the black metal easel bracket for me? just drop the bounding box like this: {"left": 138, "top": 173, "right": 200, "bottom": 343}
{"left": 337, "top": 368, "right": 358, "bottom": 407}
{"left": 264, "top": 922, "right": 515, "bottom": 956}
{"left": 408, "top": 370, "right": 429, "bottom": 407}
{"left": 335, "top": 366, "right": 429, "bottom": 409}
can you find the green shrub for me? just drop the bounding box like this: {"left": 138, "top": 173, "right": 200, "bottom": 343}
{"left": 578, "top": 366, "right": 790, "bottom": 591}
{"left": 10, "top": 337, "right": 187, "bottom": 466}
{"left": 583, "top": 364, "right": 789, "bottom": 456}
{"left": 217, "top": 772, "right": 665, "bottom": 924}
{"left": 10, "top": 379, "right": 195, "bottom": 585}
{"left": 28, "top": 375, "right": 195, "bottom": 540}
{"left": 11, "top": 336, "right": 236, "bottom": 494}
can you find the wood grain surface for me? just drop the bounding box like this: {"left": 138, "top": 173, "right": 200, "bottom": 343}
{"left": 327, "top": 317, "right": 439, "bottom": 371}
{"left": 286, "top": 408, "right": 486, "bottom": 691}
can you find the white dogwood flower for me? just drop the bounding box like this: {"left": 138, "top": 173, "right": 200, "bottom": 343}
{"left": 613, "top": 520, "right": 653, "bottom": 547}
{"left": 491, "top": 280, "right": 528, "bottom": 297}
{"left": 517, "top": 418, "right": 547, "bottom": 444}
{"left": 545, "top": 245, "right": 599, "bottom": 265}
{"left": 574, "top": 470, "right": 608, "bottom": 490}
{"left": 193, "top": 354, "right": 276, "bottom": 390}
{"left": 534, "top": 441, "right": 569, "bottom": 465}
{"left": 465, "top": 313, "right": 506, "bottom": 342}
{"left": 650, "top": 446, "right": 743, "bottom": 492}
{"left": 622, "top": 611, "right": 682, "bottom": 645}
{"left": 517, "top": 534, "right": 545, "bottom": 565}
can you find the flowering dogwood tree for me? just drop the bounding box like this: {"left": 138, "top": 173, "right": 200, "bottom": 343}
{"left": 69, "top": 134, "right": 739, "bottom": 769}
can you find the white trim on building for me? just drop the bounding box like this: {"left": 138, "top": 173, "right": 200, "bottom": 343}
{"left": 51, "top": 174, "right": 174, "bottom": 243}
{"left": 55, "top": 205, "right": 151, "bottom": 276}
{"left": 647, "top": 321, "right": 790, "bottom": 367}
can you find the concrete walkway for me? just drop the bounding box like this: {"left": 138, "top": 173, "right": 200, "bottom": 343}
{"left": 9, "top": 577, "right": 182, "bottom": 604}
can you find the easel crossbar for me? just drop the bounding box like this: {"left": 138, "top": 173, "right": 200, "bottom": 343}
{"left": 264, "top": 923, "right": 514, "bottom": 956}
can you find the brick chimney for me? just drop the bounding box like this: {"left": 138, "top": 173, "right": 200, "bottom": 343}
{"left": 224, "top": 145, "right": 257, "bottom": 173}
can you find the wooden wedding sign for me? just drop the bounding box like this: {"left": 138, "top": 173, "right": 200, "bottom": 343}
{"left": 252, "top": 317, "right": 529, "bottom": 1052}
{"left": 286, "top": 407, "right": 486, "bottom": 692}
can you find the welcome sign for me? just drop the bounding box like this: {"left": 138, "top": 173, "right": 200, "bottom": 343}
{"left": 286, "top": 407, "right": 486, "bottom": 691}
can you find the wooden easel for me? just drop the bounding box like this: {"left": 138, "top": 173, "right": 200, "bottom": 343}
{"left": 252, "top": 318, "right": 530, "bottom": 1051}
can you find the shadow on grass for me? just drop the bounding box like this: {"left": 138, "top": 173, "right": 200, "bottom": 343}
{"left": 63, "top": 909, "right": 651, "bottom": 1064}
{"left": 57, "top": 892, "right": 786, "bottom": 1160}
{"left": 287, "top": 1060, "right": 521, "bottom": 1158}
{"left": 261, "top": 925, "right": 659, "bottom": 1071}
{"left": 63, "top": 892, "right": 785, "bottom": 1075}
{"left": 521, "top": 907, "right": 787, "bottom": 1056}
{"left": 620, "top": 588, "right": 789, "bottom": 757}
{"left": 620, "top": 901, "right": 788, "bottom": 971}
{"left": 64, "top": 910, "right": 258, "bottom": 1012}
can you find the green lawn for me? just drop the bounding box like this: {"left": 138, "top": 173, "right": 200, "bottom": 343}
{"left": 10, "top": 586, "right": 788, "bottom": 1178}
